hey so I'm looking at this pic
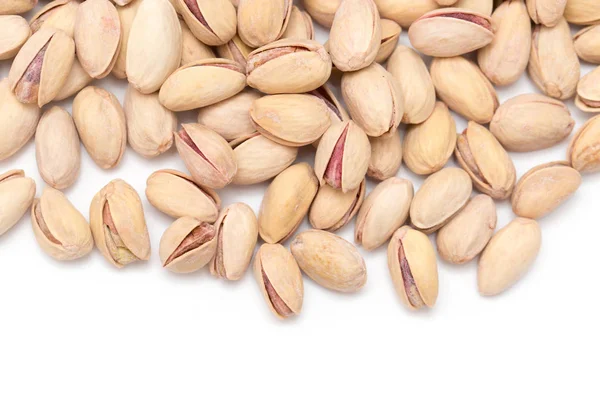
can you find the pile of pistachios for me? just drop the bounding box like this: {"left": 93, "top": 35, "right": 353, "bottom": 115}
{"left": 1, "top": 0, "right": 598, "bottom": 319}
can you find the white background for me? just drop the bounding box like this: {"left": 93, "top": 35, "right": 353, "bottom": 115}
{"left": 1, "top": 2, "right": 599, "bottom": 399}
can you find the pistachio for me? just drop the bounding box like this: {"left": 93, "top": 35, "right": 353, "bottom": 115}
{"left": 367, "top": 129, "right": 402, "bottom": 181}
{"left": 453, "top": 0, "right": 493, "bottom": 15}
{"left": 237, "top": 0, "right": 292, "bottom": 48}
{"left": 0, "top": 15, "right": 30, "bottom": 61}
{"left": 403, "top": 102, "right": 456, "bottom": 176}
{"left": 73, "top": 86, "right": 126, "bottom": 169}
{"left": 291, "top": 229, "right": 367, "bottom": 293}
{"left": 215, "top": 35, "right": 254, "bottom": 71}
{"left": 527, "top": 0, "right": 566, "bottom": 27}
{"left": 410, "top": 167, "right": 472, "bottom": 234}
{"left": 436, "top": 195, "right": 496, "bottom": 264}
{"left": 568, "top": 115, "right": 600, "bottom": 173}
{"left": 8, "top": 27, "right": 75, "bottom": 107}
{"left": 282, "top": 6, "right": 314, "bottom": 40}
{"left": 31, "top": 188, "right": 93, "bottom": 261}
{"left": 177, "top": 0, "right": 236, "bottom": 46}
{"left": 308, "top": 84, "right": 349, "bottom": 125}
{"left": 35, "top": 107, "right": 80, "bottom": 190}
{"left": 0, "top": 170, "right": 36, "bottom": 237}
{"left": 386, "top": 45, "right": 435, "bottom": 124}
{"left": 373, "top": 0, "right": 438, "bottom": 28}
{"left": 309, "top": 179, "right": 365, "bottom": 232}
{"left": 112, "top": 0, "right": 141, "bottom": 79}
{"left": 74, "top": 0, "right": 122, "bottom": 79}
{"left": 182, "top": 19, "right": 217, "bottom": 66}
{"left": 576, "top": 66, "right": 600, "bottom": 113}
{"left": 302, "top": 0, "right": 341, "bottom": 28}
{"left": 490, "top": 94, "right": 574, "bottom": 152}
{"left": 355, "top": 178, "right": 414, "bottom": 251}
{"left": 254, "top": 243, "right": 303, "bottom": 319}
{"left": 387, "top": 226, "right": 438, "bottom": 310}
{"left": 159, "top": 58, "right": 246, "bottom": 112}
{"left": 159, "top": 217, "right": 217, "bottom": 273}
{"left": 174, "top": 123, "right": 237, "bottom": 189}
{"left": 209, "top": 203, "right": 258, "bottom": 281}
{"left": 430, "top": 56, "right": 499, "bottom": 124}
{"left": 0, "top": 0, "right": 37, "bottom": 14}
{"left": 574, "top": 24, "right": 600, "bottom": 64}
{"left": 54, "top": 58, "right": 93, "bottom": 101}
{"left": 30, "top": 0, "right": 80, "bottom": 37}
{"left": 374, "top": 19, "right": 401, "bottom": 64}
{"left": 258, "top": 163, "right": 318, "bottom": 244}
{"left": 89, "top": 179, "right": 151, "bottom": 268}
{"left": 146, "top": 169, "right": 220, "bottom": 222}
{"left": 329, "top": 0, "right": 381, "bottom": 72}
{"left": 564, "top": 0, "right": 600, "bottom": 25}
{"left": 314, "top": 121, "right": 371, "bottom": 193}
{"left": 124, "top": 85, "right": 177, "bottom": 158}
{"left": 528, "top": 18, "right": 580, "bottom": 100}
{"left": 478, "top": 218, "right": 541, "bottom": 296}
{"left": 197, "top": 90, "right": 260, "bottom": 142}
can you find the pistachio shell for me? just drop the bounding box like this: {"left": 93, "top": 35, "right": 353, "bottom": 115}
{"left": 568, "top": 114, "right": 600, "bottom": 173}
{"left": 564, "top": 0, "right": 600, "bottom": 25}
{"left": 375, "top": 19, "right": 401, "bottom": 63}
{"left": 159, "top": 216, "right": 217, "bottom": 273}
{"left": 302, "top": 0, "right": 341, "bottom": 27}
{"left": 0, "top": 15, "right": 31, "bottom": 60}
{"left": 576, "top": 66, "right": 600, "bottom": 113}
{"left": 197, "top": 89, "right": 260, "bottom": 141}
{"left": 453, "top": 0, "right": 492, "bottom": 15}
{"left": 30, "top": 0, "right": 80, "bottom": 37}
{"left": 282, "top": 6, "right": 314, "bottom": 40}
{"left": 527, "top": 0, "right": 566, "bottom": 27}
{"left": 237, "top": 0, "right": 292, "bottom": 48}
{"left": 0, "top": 170, "right": 36, "bottom": 237}
{"left": 181, "top": 19, "right": 217, "bottom": 66}
{"left": 308, "top": 179, "right": 365, "bottom": 232}
{"left": 53, "top": 58, "right": 93, "bottom": 101}
{"left": 574, "top": 24, "right": 600, "bottom": 64}
{"left": 367, "top": 129, "right": 402, "bottom": 181}
{"left": 374, "top": 0, "right": 439, "bottom": 27}
{"left": 0, "top": 0, "right": 37, "bottom": 14}
{"left": 112, "top": 0, "right": 141, "bottom": 80}
{"left": 215, "top": 34, "right": 253, "bottom": 71}
{"left": 177, "top": 0, "right": 236, "bottom": 46}
{"left": 309, "top": 84, "right": 349, "bottom": 125}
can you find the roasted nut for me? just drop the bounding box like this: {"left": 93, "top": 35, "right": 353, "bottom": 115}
{"left": 237, "top": 0, "right": 292, "bottom": 48}
{"left": 0, "top": 0, "right": 37, "bottom": 14}
{"left": 309, "top": 179, "right": 365, "bottom": 232}
{"left": 574, "top": 24, "right": 600, "bottom": 64}
{"left": 302, "top": 0, "right": 341, "bottom": 28}
{"left": 568, "top": 114, "right": 600, "bottom": 173}
{"left": 159, "top": 216, "right": 217, "bottom": 273}
{"left": 216, "top": 35, "right": 254, "bottom": 71}
{"left": 177, "top": 0, "right": 236, "bottom": 46}
{"left": 375, "top": 19, "right": 401, "bottom": 63}
{"left": 181, "top": 19, "right": 217, "bottom": 66}
{"left": 527, "top": 0, "right": 567, "bottom": 27}
{"left": 54, "top": 59, "right": 93, "bottom": 101}
{"left": 30, "top": 0, "right": 80, "bottom": 37}
{"left": 308, "top": 84, "right": 349, "bottom": 125}
{"left": 0, "top": 170, "right": 36, "bottom": 237}
{"left": 0, "top": 15, "right": 31, "bottom": 61}
{"left": 367, "top": 130, "right": 402, "bottom": 181}
{"left": 454, "top": 0, "right": 493, "bottom": 15}
{"left": 282, "top": 6, "right": 314, "bottom": 40}
{"left": 564, "top": 0, "right": 600, "bottom": 25}
{"left": 373, "top": 0, "right": 438, "bottom": 28}
{"left": 576, "top": 66, "right": 600, "bottom": 113}
{"left": 112, "top": 0, "right": 141, "bottom": 79}
{"left": 197, "top": 90, "right": 260, "bottom": 142}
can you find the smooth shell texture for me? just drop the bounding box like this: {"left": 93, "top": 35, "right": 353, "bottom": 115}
{"left": 367, "top": 130, "right": 402, "bottom": 181}
{"left": 309, "top": 180, "right": 365, "bottom": 231}
{"left": 181, "top": 19, "right": 216, "bottom": 66}
{"left": 159, "top": 216, "right": 217, "bottom": 273}
{"left": 0, "top": 170, "right": 36, "bottom": 237}
{"left": 54, "top": 59, "right": 93, "bottom": 101}
{"left": 564, "top": 0, "right": 600, "bottom": 25}
{"left": 574, "top": 24, "right": 600, "bottom": 64}
{"left": 0, "top": 15, "right": 31, "bottom": 61}
{"left": 30, "top": 0, "right": 80, "bottom": 37}
{"left": 569, "top": 115, "right": 600, "bottom": 173}
{"left": 197, "top": 90, "right": 260, "bottom": 142}
{"left": 527, "top": 0, "right": 566, "bottom": 27}
{"left": 375, "top": 19, "right": 401, "bottom": 63}
{"left": 282, "top": 6, "right": 314, "bottom": 40}
{"left": 374, "top": 0, "right": 438, "bottom": 28}
{"left": 113, "top": 0, "right": 141, "bottom": 79}
{"left": 576, "top": 66, "right": 600, "bottom": 113}
{"left": 237, "top": 0, "right": 291, "bottom": 48}
{"left": 178, "top": 0, "right": 237, "bottom": 46}
{"left": 303, "top": 0, "right": 341, "bottom": 27}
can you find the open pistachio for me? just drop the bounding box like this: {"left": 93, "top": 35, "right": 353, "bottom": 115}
{"left": 0, "top": 0, "right": 37, "bottom": 14}
{"left": 374, "top": 0, "right": 438, "bottom": 27}
{"left": 216, "top": 35, "right": 254, "bottom": 71}
{"left": 387, "top": 226, "right": 438, "bottom": 310}
{"left": 576, "top": 66, "right": 600, "bottom": 113}
{"left": 181, "top": 19, "right": 217, "bottom": 66}
{"left": 30, "top": 0, "right": 80, "bottom": 37}
{"left": 54, "top": 59, "right": 93, "bottom": 101}
{"left": 309, "top": 179, "right": 365, "bottom": 232}
{"left": 302, "top": 0, "right": 341, "bottom": 28}
{"left": 564, "top": 0, "right": 600, "bottom": 25}
{"left": 159, "top": 216, "right": 217, "bottom": 273}
{"left": 368, "top": 129, "right": 402, "bottom": 181}
{"left": 0, "top": 15, "right": 30, "bottom": 61}
{"left": 89, "top": 179, "right": 151, "bottom": 268}
{"left": 177, "top": 0, "right": 236, "bottom": 46}
{"left": 574, "top": 24, "right": 600, "bottom": 64}
{"left": 0, "top": 170, "right": 36, "bottom": 237}
{"left": 282, "top": 6, "right": 314, "bottom": 40}
{"left": 375, "top": 19, "right": 401, "bottom": 64}
{"left": 237, "top": 0, "right": 292, "bottom": 48}
{"left": 112, "top": 0, "right": 141, "bottom": 79}
{"left": 309, "top": 84, "right": 349, "bottom": 125}
{"left": 568, "top": 115, "right": 600, "bottom": 173}
{"left": 527, "top": 0, "right": 566, "bottom": 27}
{"left": 453, "top": 0, "right": 493, "bottom": 15}
{"left": 197, "top": 90, "right": 259, "bottom": 142}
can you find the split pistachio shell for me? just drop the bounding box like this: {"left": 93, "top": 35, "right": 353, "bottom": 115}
{"left": 0, "top": 170, "right": 36, "bottom": 237}
{"left": 124, "top": 85, "right": 176, "bottom": 158}
{"left": 403, "top": 102, "right": 456, "bottom": 176}
{"left": 478, "top": 218, "right": 541, "bottom": 296}
{"left": 576, "top": 66, "right": 600, "bottom": 113}
{"left": 431, "top": 56, "right": 499, "bottom": 124}
{"left": 73, "top": 86, "right": 126, "bottom": 169}
{"left": 215, "top": 35, "right": 253, "bottom": 71}
{"left": 453, "top": 0, "right": 493, "bottom": 15}
{"left": 329, "top": 0, "right": 382, "bottom": 72}
{"left": 159, "top": 58, "right": 246, "bottom": 112}
{"left": 8, "top": 27, "right": 75, "bottom": 107}
{"left": 54, "top": 58, "right": 93, "bottom": 101}
{"left": 309, "top": 84, "right": 349, "bottom": 125}
{"left": 302, "top": 0, "right": 341, "bottom": 27}
{"left": 314, "top": 121, "right": 371, "bottom": 193}
{"left": 30, "top": 0, "right": 80, "bottom": 37}
{"left": 174, "top": 123, "right": 237, "bottom": 189}
{"left": 146, "top": 169, "right": 220, "bottom": 222}
{"left": 574, "top": 24, "right": 600, "bottom": 64}
{"left": 528, "top": 18, "right": 580, "bottom": 100}
{"left": 210, "top": 203, "right": 258, "bottom": 280}
{"left": 437, "top": 195, "right": 496, "bottom": 264}
{"left": 230, "top": 133, "right": 298, "bottom": 185}
{"left": 89, "top": 179, "right": 151, "bottom": 268}
{"left": 31, "top": 188, "right": 93, "bottom": 261}
{"left": 35, "top": 107, "right": 80, "bottom": 190}
{"left": 197, "top": 90, "right": 260, "bottom": 142}
{"left": 564, "top": 0, "right": 600, "bottom": 25}
{"left": 375, "top": 19, "right": 401, "bottom": 63}
{"left": 527, "top": 0, "right": 566, "bottom": 27}
{"left": 254, "top": 243, "right": 303, "bottom": 319}
{"left": 309, "top": 179, "right": 365, "bottom": 232}
{"left": 373, "top": 0, "right": 438, "bottom": 28}
{"left": 112, "top": 0, "right": 141, "bottom": 79}
{"left": 410, "top": 167, "right": 472, "bottom": 234}
{"left": 246, "top": 39, "right": 332, "bottom": 94}
{"left": 367, "top": 130, "right": 402, "bottom": 181}
{"left": 182, "top": 19, "right": 217, "bottom": 66}
{"left": 386, "top": 45, "right": 435, "bottom": 124}
{"left": 74, "top": 0, "right": 122, "bottom": 79}
{"left": 490, "top": 94, "right": 574, "bottom": 152}
{"left": 258, "top": 163, "right": 318, "bottom": 244}
{"left": 178, "top": 0, "right": 236, "bottom": 46}
{"left": 291, "top": 229, "right": 367, "bottom": 293}
{"left": 159, "top": 216, "right": 217, "bottom": 273}
{"left": 237, "top": 0, "right": 292, "bottom": 48}
{"left": 355, "top": 178, "right": 414, "bottom": 250}
{"left": 568, "top": 115, "right": 600, "bottom": 173}
{"left": 0, "top": 15, "right": 31, "bottom": 61}
{"left": 282, "top": 6, "right": 314, "bottom": 40}
{"left": 387, "top": 226, "right": 438, "bottom": 310}
{"left": 512, "top": 161, "right": 581, "bottom": 219}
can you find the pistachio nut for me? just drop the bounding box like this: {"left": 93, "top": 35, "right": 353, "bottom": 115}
{"left": 72, "top": 86, "right": 126, "bottom": 169}
{"left": 574, "top": 24, "right": 600, "bottom": 64}
{"left": 410, "top": 167, "right": 472, "bottom": 234}
{"left": 177, "top": 0, "right": 236, "bottom": 46}
{"left": 0, "top": 0, "right": 37, "bottom": 14}
{"left": 386, "top": 45, "right": 435, "bottom": 124}
{"left": 35, "top": 107, "right": 80, "bottom": 190}
{"left": 0, "top": 78, "right": 41, "bottom": 161}
{"left": 209, "top": 203, "right": 258, "bottom": 281}
{"left": 246, "top": 39, "right": 332, "bottom": 95}
{"left": 254, "top": 243, "right": 303, "bottom": 319}
{"left": 355, "top": 178, "right": 414, "bottom": 251}
{"left": 281, "top": 6, "right": 314, "bottom": 40}
{"left": 89, "top": 179, "right": 151, "bottom": 268}
{"left": 490, "top": 94, "right": 574, "bottom": 152}
{"left": 237, "top": 0, "right": 292, "bottom": 48}
{"left": 430, "top": 56, "right": 499, "bottom": 124}
{"left": 250, "top": 94, "right": 331, "bottom": 147}
{"left": 174, "top": 123, "right": 237, "bottom": 189}
{"left": 302, "top": 0, "right": 341, "bottom": 28}
{"left": 387, "top": 226, "right": 438, "bottom": 310}
{"left": 403, "top": 102, "right": 456, "bottom": 176}
{"left": 54, "top": 59, "right": 93, "bottom": 101}
{"left": 8, "top": 27, "right": 75, "bottom": 107}
{"left": 215, "top": 35, "right": 253, "bottom": 71}
{"left": 367, "top": 129, "right": 402, "bottom": 181}
{"left": 373, "top": 0, "right": 438, "bottom": 28}
{"left": 527, "top": 0, "right": 566, "bottom": 27}
{"left": 112, "top": 0, "right": 141, "bottom": 80}
{"left": 0, "top": 170, "right": 36, "bottom": 237}
{"left": 258, "top": 163, "right": 318, "bottom": 244}
{"left": 478, "top": 218, "right": 541, "bottom": 296}
{"left": 30, "top": 0, "right": 80, "bottom": 37}
{"left": 31, "top": 188, "right": 93, "bottom": 261}
{"left": 230, "top": 133, "right": 298, "bottom": 185}
{"left": 329, "top": 0, "right": 382, "bottom": 72}
{"left": 159, "top": 58, "right": 246, "bottom": 112}
{"left": 74, "top": 0, "right": 121, "bottom": 79}
{"left": 576, "top": 66, "right": 600, "bottom": 113}
{"left": 453, "top": 0, "right": 493, "bottom": 15}
{"left": 436, "top": 195, "right": 496, "bottom": 264}
{"left": 290, "top": 229, "right": 367, "bottom": 293}
{"left": 374, "top": 19, "right": 401, "bottom": 64}
{"left": 0, "top": 15, "right": 30, "bottom": 61}
{"left": 146, "top": 169, "right": 220, "bottom": 222}
{"left": 564, "top": 0, "right": 600, "bottom": 25}
{"left": 124, "top": 84, "right": 177, "bottom": 158}
{"left": 159, "top": 217, "right": 217, "bottom": 273}
{"left": 308, "top": 84, "right": 349, "bottom": 125}
{"left": 568, "top": 115, "right": 600, "bottom": 173}
{"left": 511, "top": 161, "right": 581, "bottom": 220}
{"left": 181, "top": 19, "right": 217, "bottom": 66}
{"left": 314, "top": 121, "right": 371, "bottom": 193}
{"left": 528, "top": 18, "right": 580, "bottom": 100}
{"left": 308, "top": 179, "right": 365, "bottom": 232}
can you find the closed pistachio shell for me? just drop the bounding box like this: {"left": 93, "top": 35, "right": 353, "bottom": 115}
{"left": 30, "top": 0, "right": 80, "bottom": 37}
{"left": 112, "top": 0, "right": 142, "bottom": 80}
{"left": 302, "top": 0, "right": 341, "bottom": 27}
{"left": 367, "top": 129, "right": 402, "bottom": 181}
{"left": 197, "top": 90, "right": 260, "bottom": 142}
{"left": 237, "top": 0, "right": 292, "bottom": 48}
{"left": 375, "top": 19, "right": 401, "bottom": 64}
{"left": 374, "top": 0, "right": 438, "bottom": 27}
{"left": 0, "top": 170, "right": 36, "bottom": 237}
{"left": 215, "top": 35, "right": 253, "bottom": 71}
{"left": 159, "top": 216, "right": 217, "bottom": 273}
{"left": 576, "top": 66, "right": 600, "bottom": 113}
{"left": 453, "top": 0, "right": 493, "bottom": 15}
{"left": 527, "top": 0, "right": 566, "bottom": 27}
{"left": 282, "top": 6, "right": 314, "bottom": 40}
{"left": 574, "top": 24, "right": 600, "bottom": 64}
{"left": 54, "top": 58, "right": 93, "bottom": 101}
{"left": 564, "top": 0, "right": 600, "bottom": 25}
{"left": 0, "top": 0, "right": 37, "bottom": 14}
{"left": 309, "top": 179, "right": 365, "bottom": 232}
{"left": 568, "top": 114, "right": 600, "bottom": 173}
{"left": 178, "top": 0, "right": 236, "bottom": 46}
{"left": 0, "top": 15, "right": 31, "bottom": 60}
{"left": 181, "top": 19, "right": 217, "bottom": 66}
